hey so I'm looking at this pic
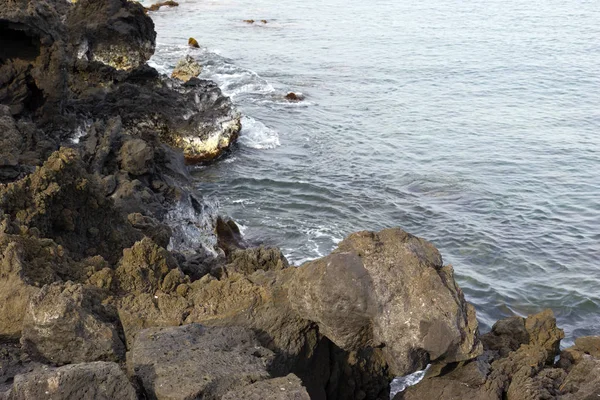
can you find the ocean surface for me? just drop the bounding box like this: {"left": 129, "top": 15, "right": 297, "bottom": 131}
{"left": 146, "top": 0, "right": 600, "bottom": 345}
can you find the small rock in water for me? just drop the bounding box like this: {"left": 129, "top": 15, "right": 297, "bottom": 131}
{"left": 147, "top": 1, "right": 179, "bottom": 12}
{"left": 171, "top": 55, "right": 202, "bottom": 82}
{"left": 261, "top": 19, "right": 268, "bottom": 24}
{"left": 188, "top": 37, "right": 200, "bottom": 48}
{"left": 285, "top": 92, "right": 304, "bottom": 102}
{"left": 243, "top": 19, "right": 255, "bottom": 24}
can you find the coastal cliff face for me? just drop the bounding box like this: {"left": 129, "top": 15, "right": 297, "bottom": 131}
{"left": 0, "top": 1, "right": 598, "bottom": 400}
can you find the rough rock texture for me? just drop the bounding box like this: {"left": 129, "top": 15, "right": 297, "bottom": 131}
{"left": 20, "top": 282, "right": 125, "bottom": 365}
{"left": 0, "top": 0, "right": 69, "bottom": 121}
{"left": 128, "top": 324, "right": 275, "bottom": 400}
{"left": 66, "top": 0, "right": 156, "bottom": 71}
{"left": 288, "top": 229, "right": 482, "bottom": 376}
{"left": 4, "top": 362, "right": 137, "bottom": 400}
{"left": 0, "top": 228, "right": 107, "bottom": 338}
{"left": 0, "top": 342, "right": 44, "bottom": 395}
{"left": 395, "top": 310, "right": 574, "bottom": 400}
{"left": 73, "top": 66, "right": 241, "bottom": 164}
{"left": 222, "top": 374, "right": 311, "bottom": 400}
{"left": 0, "top": 148, "right": 141, "bottom": 263}
{"left": 171, "top": 55, "right": 202, "bottom": 82}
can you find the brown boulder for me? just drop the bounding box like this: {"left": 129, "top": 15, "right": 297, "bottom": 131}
{"left": 4, "top": 362, "right": 136, "bottom": 400}
{"left": 20, "top": 282, "right": 125, "bottom": 365}
{"left": 288, "top": 229, "right": 482, "bottom": 376}
{"left": 397, "top": 310, "right": 566, "bottom": 400}
{"left": 128, "top": 324, "right": 275, "bottom": 400}
{"left": 222, "top": 374, "right": 310, "bottom": 400}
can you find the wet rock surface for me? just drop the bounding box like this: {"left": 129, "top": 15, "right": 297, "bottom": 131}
{"left": 171, "top": 55, "right": 202, "bottom": 82}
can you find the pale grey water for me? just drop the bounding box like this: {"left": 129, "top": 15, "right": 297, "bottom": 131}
{"left": 146, "top": 0, "right": 600, "bottom": 344}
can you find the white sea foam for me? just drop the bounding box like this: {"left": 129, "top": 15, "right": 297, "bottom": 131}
{"left": 238, "top": 116, "right": 280, "bottom": 149}
{"left": 389, "top": 366, "right": 429, "bottom": 397}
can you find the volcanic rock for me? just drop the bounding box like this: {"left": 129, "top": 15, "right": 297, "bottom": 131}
{"left": 20, "top": 282, "right": 125, "bottom": 365}
{"left": 222, "top": 374, "right": 310, "bottom": 400}
{"left": 0, "top": 0, "right": 69, "bottom": 121}
{"left": 4, "top": 362, "right": 136, "bottom": 400}
{"left": 128, "top": 324, "right": 275, "bottom": 400}
{"left": 67, "top": 0, "right": 156, "bottom": 71}
{"left": 0, "top": 148, "right": 141, "bottom": 263}
{"left": 396, "top": 310, "right": 567, "bottom": 400}
{"left": 288, "top": 229, "right": 482, "bottom": 375}
{"left": 119, "top": 137, "right": 155, "bottom": 176}
{"left": 171, "top": 55, "right": 202, "bottom": 82}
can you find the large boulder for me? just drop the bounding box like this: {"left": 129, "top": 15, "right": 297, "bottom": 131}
{"left": 128, "top": 324, "right": 275, "bottom": 400}
{"left": 20, "top": 282, "right": 125, "bottom": 365}
{"left": 0, "top": 230, "right": 99, "bottom": 338}
{"left": 4, "top": 362, "right": 136, "bottom": 400}
{"left": 288, "top": 228, "right": 482, "bottom": 376}
{"left": 65, "top": 0, "right": 156, "bottom": 71}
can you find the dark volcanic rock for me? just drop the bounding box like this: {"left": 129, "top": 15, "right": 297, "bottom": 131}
{"left": 119, "top": 137, "right": 155, "bottom": 176}
{"left": 128, "top": 324, "right": 275, "bottom": 400}
{"left": 66, "top": 0, "right": 156, "bottom": 71}
{"left": 4, "top": 362, "right": 136, "bottom": 400}
{"left": 72, "top": 69, "right": 241, "bottom": 164}
{"left": 0, "top": 0, "right": 69, "bottom": 121}
{"left": 20, "top": 282, "right": 125, "bottom": 365}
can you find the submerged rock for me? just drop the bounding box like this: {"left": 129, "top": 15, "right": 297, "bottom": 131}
{"left": 171, "top": 55, "right": 202, "bottom": 82}
{"left": 285, "top": 92, "right": 304, "bottom": 101}
{"left": 4, "top": 362, "right": 136, "bottom": 400}
{"left": 147, "top": 1, "right": 180, "bottom": 12}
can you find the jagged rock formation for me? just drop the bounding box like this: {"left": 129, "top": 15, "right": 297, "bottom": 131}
{"left": 395, "top": 310, "right": 600, "bottom": 400}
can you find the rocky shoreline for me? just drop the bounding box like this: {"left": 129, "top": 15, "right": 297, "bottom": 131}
{"left": 0, "top": 0, "right": 598, "bottom": 399}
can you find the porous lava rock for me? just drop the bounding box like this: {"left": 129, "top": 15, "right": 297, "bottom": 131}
{"left": 20, "top": 282, "right": 125, "bottom": 365}
{"left": 3, "top": 362, "right": 137, "bottom": 400}
{"left": 128, "top": 324, "right": 275, "bottom": 400}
